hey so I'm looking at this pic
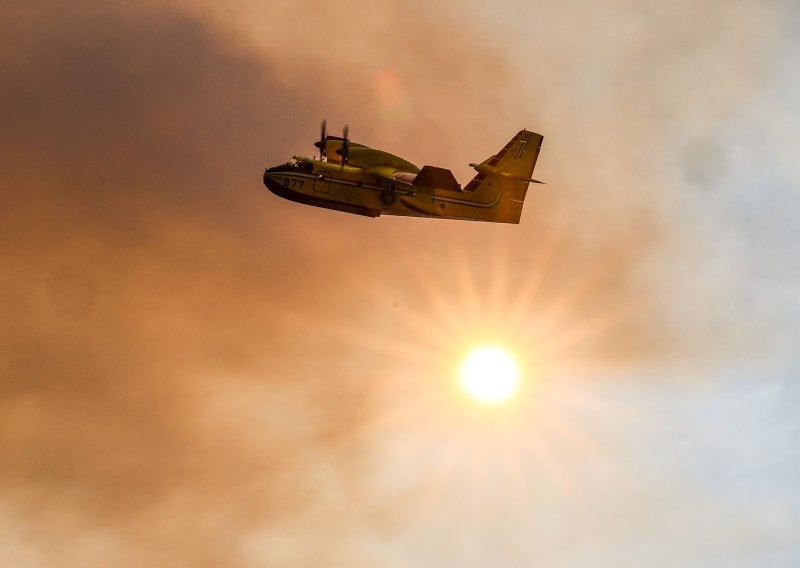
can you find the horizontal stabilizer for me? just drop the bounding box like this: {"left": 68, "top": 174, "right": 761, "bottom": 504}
{"left": 469, "top": 163, "right": 545, "bottom": 184}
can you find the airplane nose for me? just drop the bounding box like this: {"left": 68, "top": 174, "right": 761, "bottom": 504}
{"left": 262, "top": 169, "right": 286, "bottom": 197}
{"left": 263, "top": 169, "right": 278, "bottom": 192}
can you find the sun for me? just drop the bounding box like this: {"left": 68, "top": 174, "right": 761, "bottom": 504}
{"left": 459, "top": 346, "right": 520, "bottom": 404}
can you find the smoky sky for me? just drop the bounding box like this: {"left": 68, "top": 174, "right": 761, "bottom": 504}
{"left": 0, "top": 0, "right": 793, "bottom": 566}
{"left": 1, "top": 3, "right": 382, "bottom": 566}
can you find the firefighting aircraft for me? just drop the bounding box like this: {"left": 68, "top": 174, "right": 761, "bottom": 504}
{"left": 262, "top": 121, "right": 544, "bottom": 223}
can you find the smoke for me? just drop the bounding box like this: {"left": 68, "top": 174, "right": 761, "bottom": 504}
{"left": 0, "top": 2, "right": 379, "bottom": 565}
{"left": 0, "top": 0, "right": 791, "bottom": 565}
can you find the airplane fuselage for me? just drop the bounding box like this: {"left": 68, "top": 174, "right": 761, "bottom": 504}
{"left": 264, "top": 157, "right": 408, "bottom": 217}
{"left": 263, "top": 157, "right": 512, "bottom": 220}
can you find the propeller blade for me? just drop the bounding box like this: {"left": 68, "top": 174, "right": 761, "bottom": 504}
{"left": 340, "top": 124, "right": 350, "bottom": 170}
{"left": 314, "top": 118, "right": 327, "bottom": 158}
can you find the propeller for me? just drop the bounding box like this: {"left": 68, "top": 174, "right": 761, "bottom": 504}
{"left": 314, "top": 119, "right": 327, "bottom": 158}
{"left": 340, "top": 124, "right": 349, "bottom": 172}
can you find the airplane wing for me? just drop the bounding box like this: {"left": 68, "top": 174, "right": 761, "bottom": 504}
{"left": 347, "top": 147, "right": 420, "bottom": 174}
{"left": 366, "top": 165, "right": 421, "bottom": 187}
{"left": 368, "top": 165, "right": 403, "bottom": 180}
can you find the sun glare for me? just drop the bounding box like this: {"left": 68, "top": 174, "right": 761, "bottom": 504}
{"left": 459, "top": 346, "right": 520, "bottom": 404}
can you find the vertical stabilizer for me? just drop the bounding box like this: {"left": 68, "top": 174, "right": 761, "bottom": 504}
{"left": 460, "top": 130, "right": 544, "bottom": 223}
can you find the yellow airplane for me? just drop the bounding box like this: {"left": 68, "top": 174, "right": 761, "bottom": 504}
{"left": 262, "top": 121, "right": 544, "bottom": 223}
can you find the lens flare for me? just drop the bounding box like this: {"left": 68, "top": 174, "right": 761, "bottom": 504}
{"left": 459, "top": 346, "right": 520, "bottom": 404}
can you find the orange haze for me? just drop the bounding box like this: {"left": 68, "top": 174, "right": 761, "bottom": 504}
{"left": 0, "top": 0, "right": 786, "bottom": 565}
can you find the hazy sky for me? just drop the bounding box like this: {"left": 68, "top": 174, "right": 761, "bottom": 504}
{"left": 1, "top": 1, "right": 798, "bottom": 566}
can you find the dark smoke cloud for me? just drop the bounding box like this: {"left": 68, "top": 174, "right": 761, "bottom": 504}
{"left": 1, "top": 3, "right": 380, "bottom": 565}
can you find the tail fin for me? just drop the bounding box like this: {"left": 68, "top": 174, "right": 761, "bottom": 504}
{"left": 463, "top": 129, "right": 544, "bottom": 223}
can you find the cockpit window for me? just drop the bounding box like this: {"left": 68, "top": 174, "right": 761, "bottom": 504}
{"left": 266, "top": 159, "right": 313, "bottom": 174}
{"left": 287, "top": 158, "right": 313, "bottom": 173}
